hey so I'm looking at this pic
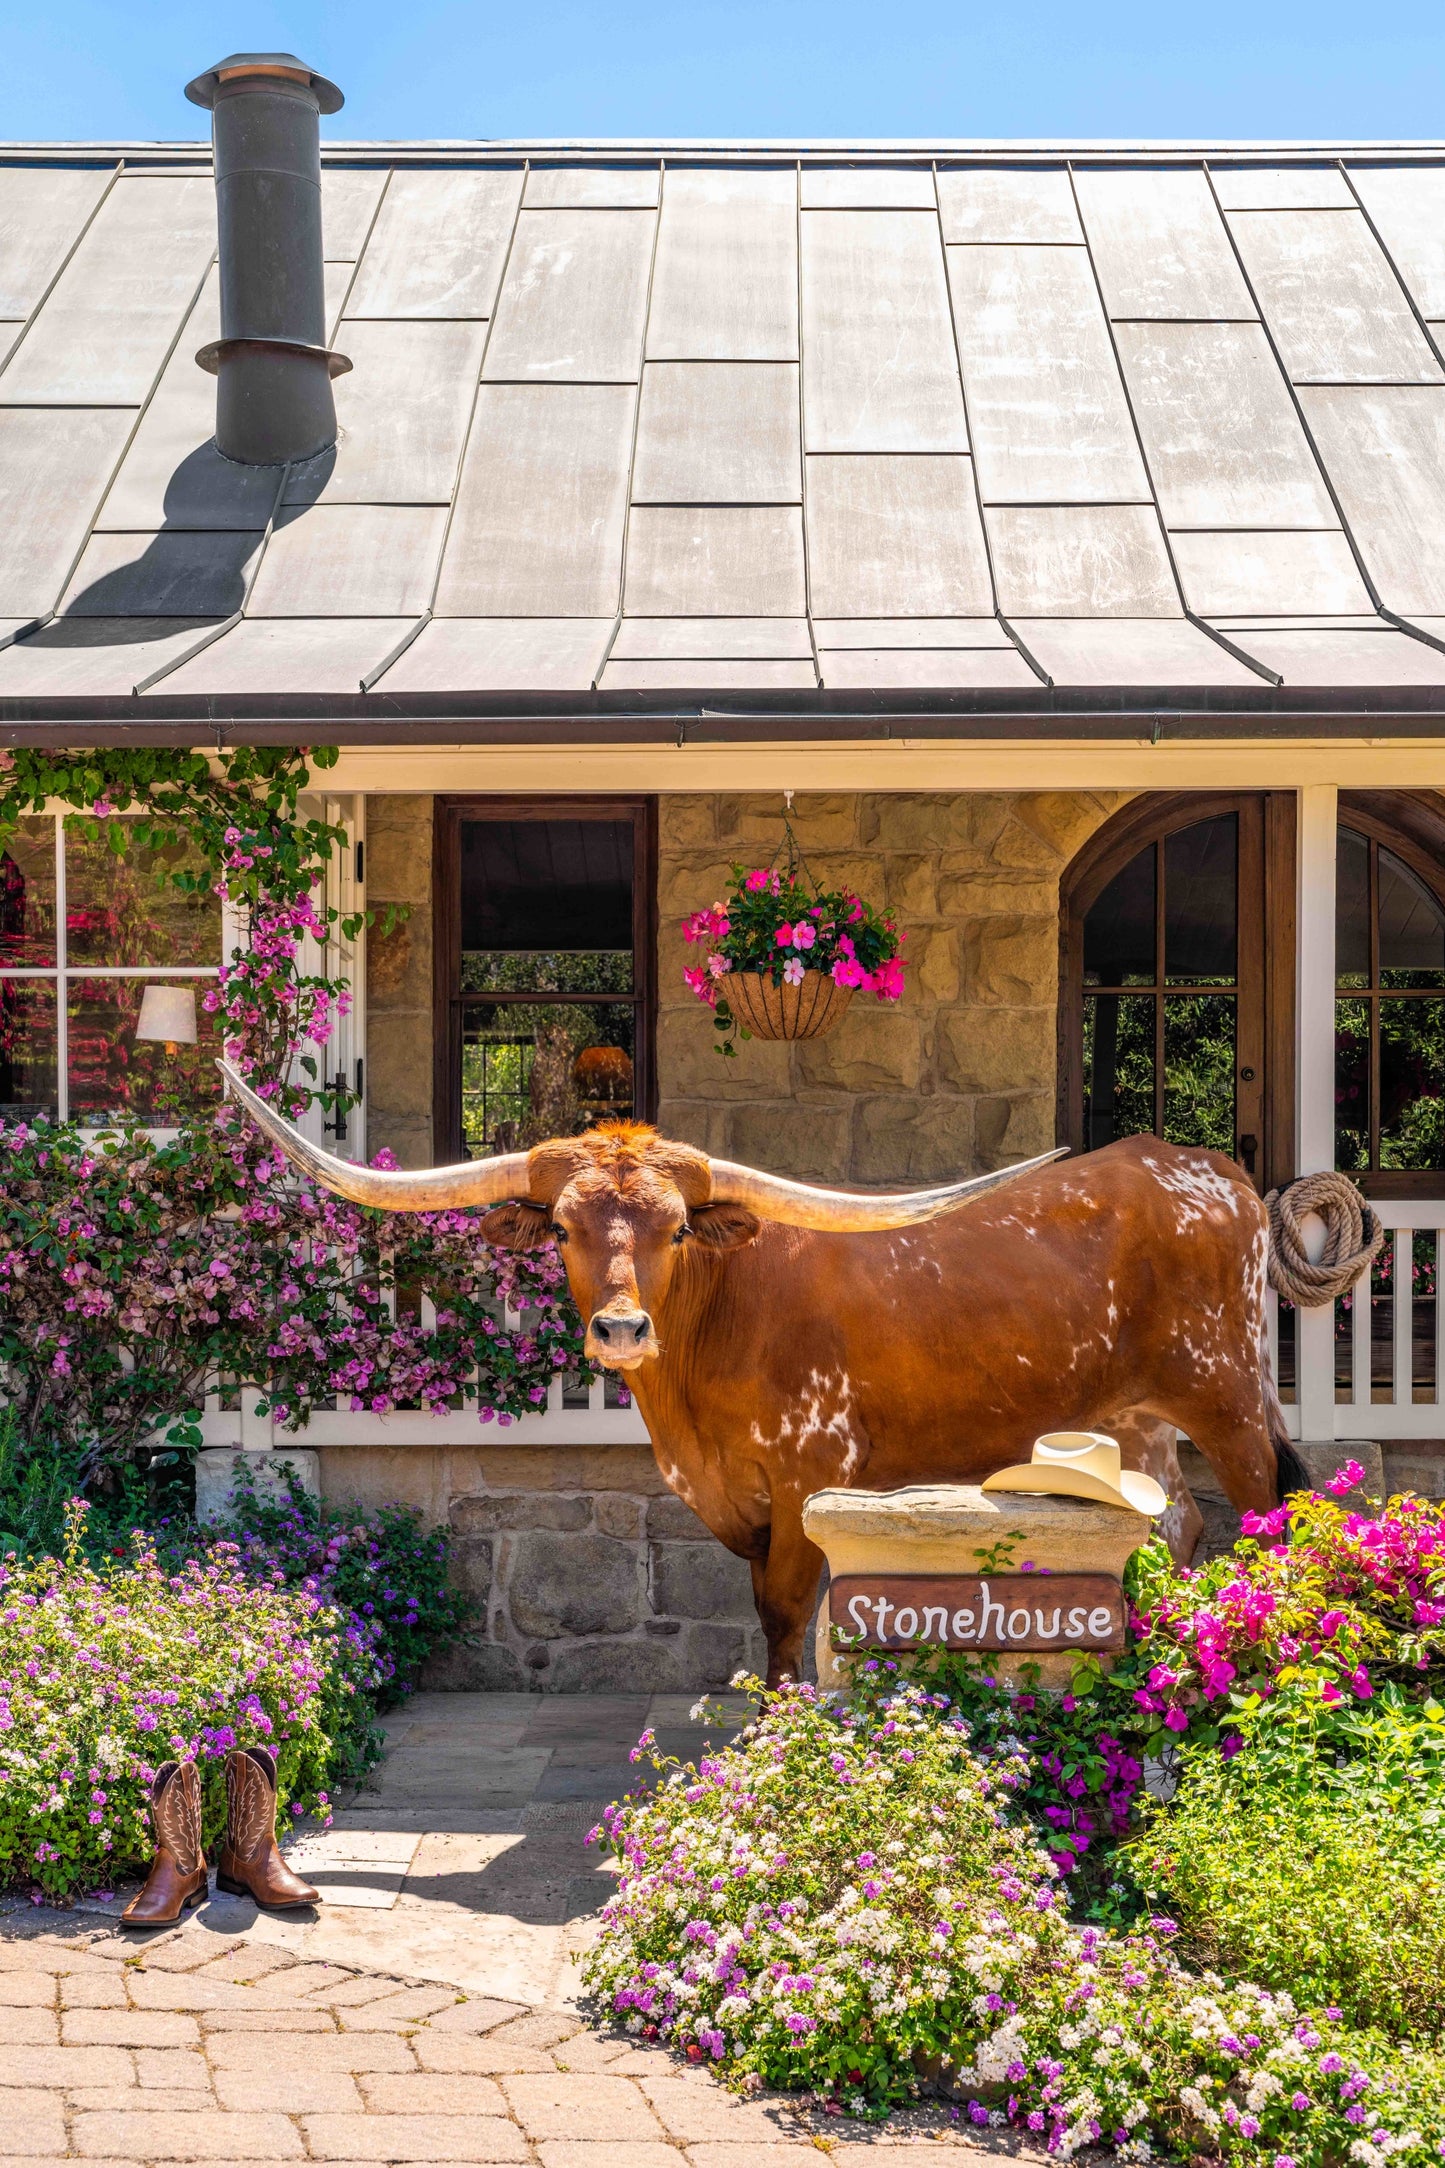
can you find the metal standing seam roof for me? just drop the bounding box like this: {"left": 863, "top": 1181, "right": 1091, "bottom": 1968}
{"left": 3, "top": 141, "right": 1445, "bottom": 728}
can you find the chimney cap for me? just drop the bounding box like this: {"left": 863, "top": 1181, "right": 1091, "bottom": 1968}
{"left": 185, "top": 52, "right": 343, "bottom": 114}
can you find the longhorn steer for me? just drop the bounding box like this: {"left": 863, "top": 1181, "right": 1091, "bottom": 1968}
{"left": 221, "top": 1067, "right": 1300, "bottom": 1688}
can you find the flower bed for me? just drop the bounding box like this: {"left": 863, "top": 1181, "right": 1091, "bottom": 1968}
{"left": 584, "top": 1486, "right": 1445, "bottom": 2161}
{"left": 0, "top": 1514, "right": 374, "bottom": 1903}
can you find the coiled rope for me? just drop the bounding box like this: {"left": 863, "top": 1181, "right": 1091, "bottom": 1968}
{"left": 1264, "top": 1170, "right": 1386, "bottom": 1308}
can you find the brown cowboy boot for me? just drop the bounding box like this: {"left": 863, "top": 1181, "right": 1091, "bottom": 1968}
{"left": 215, "top": 1746, "right": 319, "bottom": 1908}
{"left": 121, "top": 1760, "right": 209, "bottom": 1926}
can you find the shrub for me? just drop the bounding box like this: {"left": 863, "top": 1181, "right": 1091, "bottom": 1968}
{"left": 0, "top": 1107, "right": 590, "bottom": 1481}
{"left": 584, "top": 1672, "right": 1445, "bottom": 2163}
{"left": 0, "top": 1506, "right": 377, "bottom": 1903}
{"left": 185, "top": 1463, "right": 471, "bottom": 1706}
{"left": 1125, "top": 1685, "right": 1445, "bottom": 2039}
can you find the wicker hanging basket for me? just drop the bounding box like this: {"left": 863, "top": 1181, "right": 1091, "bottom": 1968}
{"left": 727, "top": 970, "right": 854, "bottom": 1041}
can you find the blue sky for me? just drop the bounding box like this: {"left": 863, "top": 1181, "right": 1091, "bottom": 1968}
{"left": 3, "top": 0, "right": 1443, "bottom": 142}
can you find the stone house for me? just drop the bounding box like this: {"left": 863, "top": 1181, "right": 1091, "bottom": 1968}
{"left": 4, "top": 55, "right": 1445, "bottom": 1685}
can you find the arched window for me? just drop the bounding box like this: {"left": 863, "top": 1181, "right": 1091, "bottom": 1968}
{"left": 1336, "top": 802, "right": 1445, "bottom": 1181}
{"left": 1060, "top": 793, "right": 1291, "bottom": 1187}
{"left": 1062, "top": 791, "right": 1445, "bottom": 1194}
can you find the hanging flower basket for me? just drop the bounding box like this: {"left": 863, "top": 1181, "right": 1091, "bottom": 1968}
{"left": 726, "top": 969, "right": 855, "bottom": 1042}
{"left": 681, "top": 807, "right": 906, "bottom": 1057}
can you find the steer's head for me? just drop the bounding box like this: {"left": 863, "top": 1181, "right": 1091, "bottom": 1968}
{"left": 217, "top": 1064, "right": 1065, "bottom": 1373}
{"left": 477, "top": 1127, "right": 752, "bottom": 1369}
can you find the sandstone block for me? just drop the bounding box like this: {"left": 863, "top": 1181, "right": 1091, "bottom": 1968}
{"left": 0, "top": 2090, "right": 66, "bottom": 2156}
{"left": 2, "top": 2048, "right": 133, "bottom": 2088}
{"left": 938, "top": 868, "right": 1057, "bottom": 918}
{"left": 302, "top": 2111, "right": 529, "bottom": 2160}
{"left": 207, "top": 2030, "right": 414, "bottom": 2074}
{"left": 502, "top": 2073, "right": 664, "bottom": 2142}
{"left": 412, "top": 2032, "right": 556, "bottom": 2074}
{"left": 63, "top": 2012, "right": 199, "bottom": 2048}
{"left": 989, "top": 814, "right": 1069, "bottom": 874}
{"left": 649, "top": 1542, "right": 755, "bottom": 1622}
{"left": 852, "top": 1094, "right": 973, "bottom": 1184}
{"left": 657, "top": 1021, "right": 787, "bottom": 1100}
{"left": 72, "top": 2107, "right": 302, "bottom": 2157}
{"left": 448, "top": 1534, "right": 494, "bottom": 1600}
{"left": 0, "top": 2008, "right": 57, "bottom": 2044}
{"left": 507, "top": 1533, "right": 639, "bottom": 1640}
{"left": 546, "top": 1638, "right": 682, "bottom": 1694}
{"left": 726, "top": 1102, "right": 852, "bottom": 1182}
{"left": 795, "top": 1009, "right": 922, "bottom": 1093}
{"left": 368, "top": 919, "right": 425, "bottom": 1003}
{"left": 593, "top": 1493, "right": 642, "bottom": 1539}
{"left": 454, "top": 1495, "right": 591, "bottom": 1533}
{"left": 211, "top": 2068, "right": 363, "bottom": 2113}
{"left": 652, "top": 1098, "right": 729, "bottom": 1155}
{"left": 961, "top": 916, "right": 1057, "bottom": 1006}
{"left": 715, "top": 793, "right": 857, "bottom": 848}
{"left": 645, "top": 1493, "right": 709, "bottom": 1539}
{"left": 366, "top": 1017, "right": 435, "bottom": 1124}
{"left": 657, "top": 855, "right": 736, "bottom": 921}
{"left": 134, "top": 2050, "right": 211, "bottom": 2090}
{"left": 658, "top": 795, "right": 718, "bottom": 848}
{"left": 975, "top": 1091, "right": 1055, "bottom": 1165}
{"left": 358, "top": 2071, "right": 507, "bottom": 2114}
{"left": 420, "top": 1637, "right": 528, "bottom": 1693}
{"left": 195, "top": 1447, "right": 318, "bottom": 1525}
{"left": 1011, "top": 788, "right": 1130, "bottom": 859}
{"left": 681, "top": 1620, "right": 754, "bottom": 1685}
{"left": 365, "top": 795, "right": 433, "bottom": 901}
{"left": 0, "top": 1975, "right": 55, "bottom": 2008}
{"left": 937, "top": 1006, "right": 1054, "bottom": 1095}
{"left": 883, "top": 852, "right": 938, "bottom": 918}
{"left": 905, "top": 924, "right": 959, "bottom": 1005}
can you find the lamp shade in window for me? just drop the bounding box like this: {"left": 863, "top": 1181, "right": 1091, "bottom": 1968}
{"left": 134, "top": 984, "right": 198, "bottom": 1053}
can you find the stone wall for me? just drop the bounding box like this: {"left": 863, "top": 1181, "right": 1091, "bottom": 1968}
{"left": 656, "top": 791, "right": 1129, "bottom": 1181}
{"left": 366, "top": 795, "right": 435, "bottom": 1168}
{"left": 316, "top": 1443, "right": 766, "bottom": 1693}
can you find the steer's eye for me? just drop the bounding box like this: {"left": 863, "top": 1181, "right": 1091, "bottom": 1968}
{"left": 672, "top": 1224, "right": 690, "bottom": 1245}
{"left": 549, "top": 1222, "right": 568, "bottom": 1245}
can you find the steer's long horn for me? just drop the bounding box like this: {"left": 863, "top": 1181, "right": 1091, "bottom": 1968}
{"left": 706, "top": 1147, "right": 1068, "bottom": 1232}
{"left": 218, "top": 1061, "right": 532, "bottom": 1210}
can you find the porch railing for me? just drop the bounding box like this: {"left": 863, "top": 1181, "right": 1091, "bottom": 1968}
{"left": 1270, "top": 1197, "right": 1445, "bottom": 1440}
{"left": 194, "top": 1201, "right": 1445, "bottom": 1457}
{"left": 193, "top": 1295, "right": 650, "bottom": 1452}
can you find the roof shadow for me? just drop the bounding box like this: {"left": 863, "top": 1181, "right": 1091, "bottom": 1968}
{"left": 41, "top": 439, "right": 336, "bottom": 645}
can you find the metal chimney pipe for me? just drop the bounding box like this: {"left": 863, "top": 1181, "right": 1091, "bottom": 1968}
{"left": 184, "top": 52, "right": 351, "bottom": 466}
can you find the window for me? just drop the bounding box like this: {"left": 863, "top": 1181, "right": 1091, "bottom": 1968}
{"left": 436, "top": 799, "right": 655, "bottom": 1159}
{"left": 1336, "top": 822, "right": 1445, "bottom": 1175}
{"left": 0, "top": 815, "right": 223, "bottom": 1127}
{"left": 1061, "top": 793, "right": 1293, "bottom": 1187}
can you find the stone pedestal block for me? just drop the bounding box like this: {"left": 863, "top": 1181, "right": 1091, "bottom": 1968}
{"left": 803, "top": 1483, "right": 1150, "bottom": 1692}
{"left": 195, "top": 1447, "right": 320, "bottom": 1524}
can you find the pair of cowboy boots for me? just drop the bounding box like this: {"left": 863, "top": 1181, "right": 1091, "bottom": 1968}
{"left": 121, "top": 1746, "right": 319, "bottom": 1926}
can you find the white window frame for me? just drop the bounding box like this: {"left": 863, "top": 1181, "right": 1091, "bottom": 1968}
{"left": 0, "top": 808, "right": 234, "bottom": 1133}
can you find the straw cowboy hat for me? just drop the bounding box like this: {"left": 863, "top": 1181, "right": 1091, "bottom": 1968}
{"left": 981, "top": 1431, "right": 1168, "bottom": 1517}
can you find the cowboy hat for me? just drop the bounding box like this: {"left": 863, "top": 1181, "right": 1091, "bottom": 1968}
{"left": 981, "top": 1431, "right": 1168, "bottom": 1517}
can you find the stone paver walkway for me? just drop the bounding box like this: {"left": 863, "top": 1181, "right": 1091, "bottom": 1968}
{"left": 0, "top": 1692, "right": 1015, "bottom": 2163}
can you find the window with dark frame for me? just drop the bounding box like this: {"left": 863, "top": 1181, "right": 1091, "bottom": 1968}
{"left": 436, "top": 799, "right": 656, "bottom": 1161}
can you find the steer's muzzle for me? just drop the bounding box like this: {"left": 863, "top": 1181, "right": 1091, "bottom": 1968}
{"left": 587, "top": 1309, "right": 656, "bottom": 1365}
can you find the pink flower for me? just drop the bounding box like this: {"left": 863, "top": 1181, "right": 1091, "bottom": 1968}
{"left": 1327, "top": 1458, "right": 1367, "bottom": 1496}
{"left": 1348, "top": 1664, "right": 1373, "bottom": 1699}
{"left": 706, "top": 953, "right": 732, "bottom": 979}
{"left": 782, "top": 957, "right": 805, "bottom": 985}
{"left": 774, "top": 923, "right": 795, "bottom": 947}
{"left": 791, "top": 921, "right": 815, "bottom": 950}
{"left": 870, "top": 957, "right": 905, "bottom": 1001}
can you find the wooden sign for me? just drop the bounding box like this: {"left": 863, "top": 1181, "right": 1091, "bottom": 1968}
{"left": 828, "top": 1573, "right": 1126, "bottom": 1654}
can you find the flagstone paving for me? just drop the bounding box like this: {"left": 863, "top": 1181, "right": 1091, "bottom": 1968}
{"left": 0, "top": 1692, "right": 1027, "bottom": 2163}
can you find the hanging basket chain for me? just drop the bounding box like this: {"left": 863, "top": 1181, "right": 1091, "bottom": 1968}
{"left": 1263, "top": 1170, "right": 1387, "bottom": 1308}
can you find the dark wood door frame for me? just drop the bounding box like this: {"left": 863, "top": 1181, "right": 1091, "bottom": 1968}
{"left": 433, "top": 794, "right": 658, "bottom": 1163}
{"left": 1057, "top": 790, "right": 1297, "bottom": 1194}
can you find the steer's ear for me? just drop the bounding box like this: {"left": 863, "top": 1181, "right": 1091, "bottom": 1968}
{"left": 688, "top": 1201, "right": 761, "bottom": 1251}
{"left": 479, "top": 1201, "right": 553, "bottom": 1251}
